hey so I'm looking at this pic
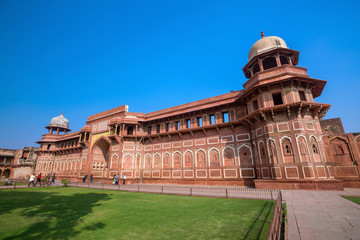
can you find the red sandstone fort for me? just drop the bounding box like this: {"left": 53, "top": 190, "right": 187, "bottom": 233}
{"left": 1, "top": 33, "right": 360, "bottom": 190}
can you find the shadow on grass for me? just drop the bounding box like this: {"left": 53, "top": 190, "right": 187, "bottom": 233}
{"left": 242, "top": 201, "right": 274, "bottom": 240}
{"left": 0, "top": 189, "right": 110, "bottom": 239}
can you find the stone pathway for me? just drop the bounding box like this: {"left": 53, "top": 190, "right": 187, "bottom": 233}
{"left": 0, "top": 182, "right": 63, "bottom": 190}
{"left": 283, "top": 188, "right": 360, "bottom": 240}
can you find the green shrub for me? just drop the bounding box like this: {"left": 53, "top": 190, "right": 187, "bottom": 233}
{"left": 61, "top": 179, "right": 70, "bottom": 187}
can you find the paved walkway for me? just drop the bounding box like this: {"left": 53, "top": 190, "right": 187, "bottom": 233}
{"left": 283, "top": 188, "right": 360, "bottom": 240}
{"left": 0, "top": 182, "right": 63, "bottom": 190}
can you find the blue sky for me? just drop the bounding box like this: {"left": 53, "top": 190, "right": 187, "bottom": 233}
{"left": 0, "top": 0, "right": 359, "bottom": 149}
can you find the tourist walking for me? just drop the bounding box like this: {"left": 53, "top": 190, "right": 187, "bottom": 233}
{"left": 35, "top": 173, "right": 42, "bottom": 186}
{"left": 115, "top": 173, "right": 120, "bottom": 185}
{"left": 46, "top": 173, "right": 51, "bottom": 185}
{"left": 112, "top": 175, "right": 116, "bottom": 184}
{"left": 28, "top": 174, "right": 35, "bottom": 187}
{"left": 51, "top": 173, "right": 56, "bottom": 185}
{"left": 90, "top": 173, "right": 93, "bottom": 183}
{"left": 123, "top": 174, "right": 126, "bottom": 185}
{"left": 83, "top": 174, "right": 88, "bottom": 182}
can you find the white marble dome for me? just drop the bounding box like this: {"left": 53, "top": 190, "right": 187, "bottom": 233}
{"left": 49, "top": 112, "right": 69, "bottom": 128}
{"left": 248, "top": 34, "right": 288, "bottom": 61}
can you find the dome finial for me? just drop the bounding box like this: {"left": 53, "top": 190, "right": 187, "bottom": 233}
{"left": 261, "top": 31, "right": 265, "bottom": 38}
{"left": 61, "top": 111, "right": 63, "bottom": 116}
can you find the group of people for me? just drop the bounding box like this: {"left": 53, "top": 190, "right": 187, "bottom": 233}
{"left": 28, "top": 173, "right": 56, "bottom": 187}
{"left": 82, "top": 173, "right": 127, "bottom": 185}
{"left": 28, "top": 172, "right": 127, "bottom": 186}
{"left": 113, "top": 173, "right": 126, "bottom": 185}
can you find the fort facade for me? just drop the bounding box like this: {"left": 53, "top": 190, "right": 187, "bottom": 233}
{"left": 29, "top": 33, "right": 360, "bottom": 189}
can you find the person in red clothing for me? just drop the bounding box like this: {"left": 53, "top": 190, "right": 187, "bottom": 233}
{"left": 35, "top": 173, "right": 42, "bottom": 186}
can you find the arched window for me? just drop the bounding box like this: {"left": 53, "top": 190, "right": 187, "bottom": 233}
{"left": 312, "top": 144, "right": 318, "bottom": 154}
{"left": 184, "top": 151, "right": 193, "bottom": 168}
{"left": 280, "top": 56, "right": 289, "bottom": 65}
{"left": 223, "top": 148, "right": 235, "bottom": 166}
{"left": 284, "top": 144, "right": 292, "bottom": 155}
{"left": 268, "top": 140, "right": 279, "bottom": 164}
{"left": 196, "top": 150, "right": 206, "bottom": 168}
{"left": 253, "top": 63, "right": 260, "bottom": 74}
{"left": 336, "top": 145, "right": 345, "bottom": 155}
{"left": 281, "top": 138, "right": 295, "bottom": 163}
{"left": 162, "top": 153, "right": 171, "bottom": 168}
{"left": 299, "top": 142, "right": 307, "bottom": 155}
{"left": 153, "top": 154, "right": 160, "bottom": 169}
{"left": 239, "top": 145, "right": 253, "bottom": 166}
{"left": 263, "top": 57, "right": 277, "bottom": 70}
{"left": 209, "top": 149, "right": 220, "bottom": 167}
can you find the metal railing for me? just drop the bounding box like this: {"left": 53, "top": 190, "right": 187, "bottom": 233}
{"left": 68, "top": 182, "right": 279, "bottom": 200}
{"left": 267, "top": 191, "right": 283, "bottom": 240}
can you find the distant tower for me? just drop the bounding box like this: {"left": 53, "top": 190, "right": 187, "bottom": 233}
{"left": 38, "top": 112, "right": 71, "bottom": 151}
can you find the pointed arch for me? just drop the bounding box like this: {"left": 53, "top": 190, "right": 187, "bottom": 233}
{"left": 135, "top": 154, "right": 141, "bottom": 169}
{"left": 280, "top": 136, "right": 295, "bottom": 163}
{"left": 144, "top": 153, "right": 152, "bottom": 169}
{"left": 162, "top": 152, "right": 171, "bottom": 168}
{"left": 90, "top": 136, "right": 110, "bottom": 169}
{"left": 223, "top": 146, "right": 236, "bottom": 166}
{"left": 37, "top": 161, "right": 42, "bottom": 170}
{"left": 183, "top": 150, "right": 194, "bottom": 168}
{"left": 208, "top": 147, "right": 220, "bottom": 167}
{"left": 257, "top": 140, "right": 266, "bottom": 164}
{"left": 172, "top": 151, "right": 182, "bottom": 169}
{"left": 267, "top": 138, "right": 279, "bottom": 164}
{"left": 122, "top": 153, "right": 134, "bottom": 169}
{"left": 153, "top": 153, "right": 161, "bottom": 169}
{"left": 296, "top": 135, "right": 311, "bottom": 162}
{"left": 195, "top": 149, "right": 206, "bottom": 168}
{"left": 111, "top": 153, "right": 119, "bottom": 169}
{"left": 90, "top": 135, "right": 112, "bottom": 154}
{"left": 75, "top": 160, "right": 80, "bottom": 170}
{"left": 2, "top": 169, "right": 11, "bottom": 178}
{"left": 81, "top": 157, "right": 87, "bottom": 170}
{"left": 328, "top": 136, "right": 353, "bottom": 162}
{"left": 238, "top": 144, "right": 254, "bottom": 165}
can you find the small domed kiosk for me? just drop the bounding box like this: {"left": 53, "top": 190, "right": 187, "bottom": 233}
{"left": 46, "top": 112, "right": 71, "bottom": 135}
{"left": 243, "top": 32, "right": 299, "bottom": 78}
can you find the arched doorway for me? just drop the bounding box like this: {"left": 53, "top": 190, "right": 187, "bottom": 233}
{"left": 3, "top": 169, "right": 11, "bottom": 178}
{"left": 91, "top": 138, "right": 110, "bottom": 173}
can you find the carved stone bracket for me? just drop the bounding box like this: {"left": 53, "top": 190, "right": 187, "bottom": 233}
{"left": 260, "top": 111, "right": 267, "bottom": 122}
{"left": 202, "top": 128, "right": 207, "bottom": 135}
{"left": 216, "top": 126, "right": 220, "bottom": 134}
{"left": 297, "top": 103, "right": 303, "bottom": 118}
{"left": 312, "top": 106, "right": 322, "bottom": 119}
{"left": 301, "top": 104, "right": 311, "bottom": 118}
{"left": 287, "top": 105, "right": 291, "bottom": 119}
{"left": 230, "top": 123, "right": 235, "bottom": 132}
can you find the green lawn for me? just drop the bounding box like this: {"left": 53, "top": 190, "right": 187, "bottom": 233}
{"left": 342, "top": 196, "right": 360, "bottom": 205}
{"left": 0, "top": 187, "right": 274, "bottom": 240}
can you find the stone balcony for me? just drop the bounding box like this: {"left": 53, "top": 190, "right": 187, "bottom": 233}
{"left": 243, "top": 65, "right": 309, "bottom": 90}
